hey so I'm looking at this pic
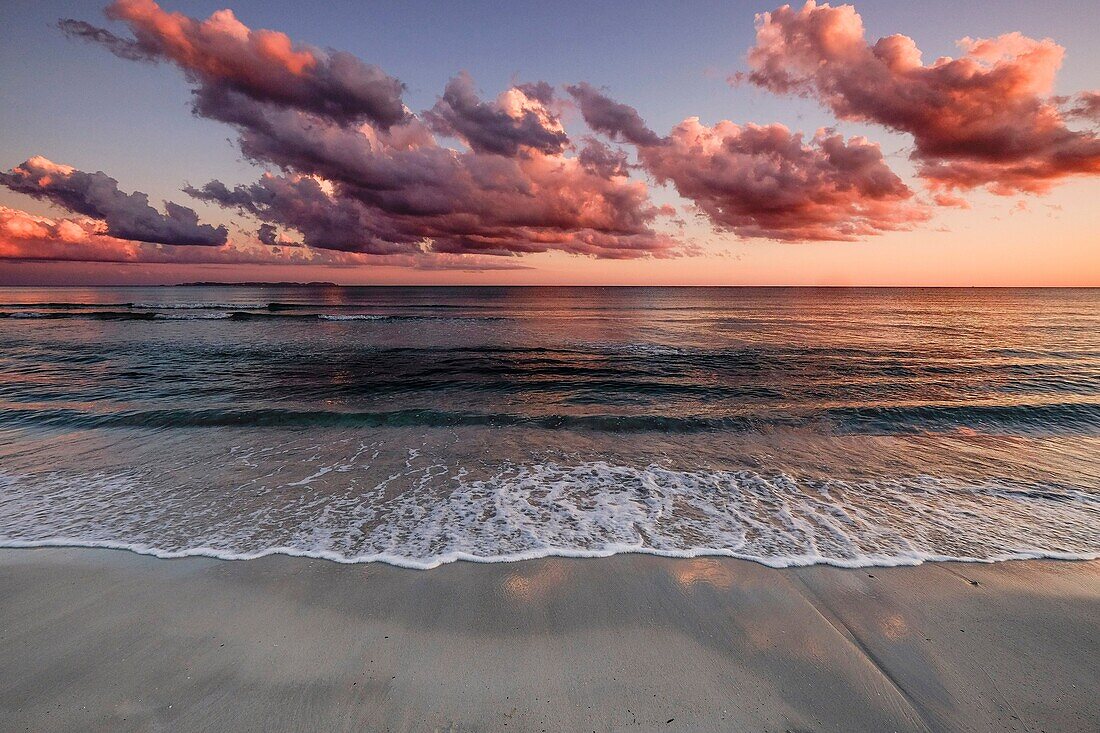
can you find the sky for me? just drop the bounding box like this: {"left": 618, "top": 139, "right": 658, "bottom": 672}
{"left": 0, "top": 0, "right": 1097, "bottom": 286}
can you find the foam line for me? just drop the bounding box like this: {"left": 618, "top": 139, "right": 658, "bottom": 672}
{"left": 1, "top": 538, "right": 1096, "bottom": 571}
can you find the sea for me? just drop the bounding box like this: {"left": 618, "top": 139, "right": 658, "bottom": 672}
{"left": 0, "top": 286, "right": 1097, "bottom": 569}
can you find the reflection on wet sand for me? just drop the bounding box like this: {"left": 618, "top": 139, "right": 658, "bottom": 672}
{"left": 668, "top": 558, "right": 735, "bottom": 590}
{"left": 499, "top": 559, "right": 571, "bottom": 603}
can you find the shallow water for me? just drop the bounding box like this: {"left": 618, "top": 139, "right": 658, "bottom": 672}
{"left": 1, "top": 286, "right": 1097, "bottom": 568}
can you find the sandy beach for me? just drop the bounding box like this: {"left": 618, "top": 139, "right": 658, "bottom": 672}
{"left": 0, "top": 550, "right": 1095, "bottom": 732}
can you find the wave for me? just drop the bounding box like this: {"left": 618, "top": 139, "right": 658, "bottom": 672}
{"left": 318, "top": 314, "right": 386, "bottom": 321}
{"left": 153, "top": 312, "right": 232, "bottom": 320}
{"left": 0, "top": 463, "right": 1095, "bottom": 570}
{"left": 2, "top": 403, "right": 1097, "bottom": 434}
{"left": 0, "top": 310, "right": 161, "bottom": 321}
{"left": 0, "top": 302, "right": 137, "bottom": 310}
{"left": 0, "top": 310, "right": 503, "bottom": 322}
{"left": 133, "top": 302, "right": 268, "bottom": 310}
{"left": 0, "top": 305, "right": 510, "bottom": 321}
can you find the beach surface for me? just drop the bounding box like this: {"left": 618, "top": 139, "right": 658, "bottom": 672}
{"left": 0, "top": 550, "right": 1096, "bottom": 733}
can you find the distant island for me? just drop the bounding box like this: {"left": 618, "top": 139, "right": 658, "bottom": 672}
{"left": 170, "top": 281, "right": 341, "bottom": 288}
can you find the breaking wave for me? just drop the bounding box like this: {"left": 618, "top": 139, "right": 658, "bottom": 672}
{"left": 0, "top": 462, "right": 1095, "bottom": 570}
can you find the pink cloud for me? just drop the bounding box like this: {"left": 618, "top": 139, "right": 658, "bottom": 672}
{"left": 424, "top": 73, "right": 570, "bottom": 157}
{"left": 182, "top": 78, "right": 680, "bottom": 259}
{"left": 50, "top": 0, "right": 1097, "bottom": 261}
{"left": 568, "top": 85, "right": 927, "bottom": 240}
{"left": 1064, "top": 91, "right": 1100, "bottom": 123}
{"left": 0, "top": 205, "right": 532, "bottom": 271}
{"left": 62, "top": 0, "right": 406, "bottom": 127}
{"left": 0, "top": 156, "right": 227, "bottom": 245}
{"left": 745, "top": 2, "right": 1100, "bottom": 195}
{"left": 61, "top": 3, "right": 683, "bottom": 260}
{"left": 642, "top": 120, "right": 928, "bottom": 241}
{"left": 0, "top": 205, "right": 300, "bottom": 264}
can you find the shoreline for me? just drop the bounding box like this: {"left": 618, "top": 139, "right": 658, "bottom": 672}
{"left": 1, "top": 549, "right": 1097, "bottom": 732}
{"left": 1, "top": 538, "right": 1098, "bottom": 571}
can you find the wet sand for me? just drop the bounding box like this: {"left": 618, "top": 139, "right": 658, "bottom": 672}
{"left": 0, "top": 549, "right": 1096, "bottom": 732}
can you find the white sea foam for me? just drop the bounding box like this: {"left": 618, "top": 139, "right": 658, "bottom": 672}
{"left": 132, "top": 302, "right": 267, "bottom": 310}
{"left": 0, "top": 462, "right": 1096, "bottom": 570}
{"left": 318, "top": 314, "right": 386, "bottom": 321}
{"left": 3, "top": 537, "right": 1096, "bottom": 571}
{"left": 153, "top": 312, "right": 233, "bottom": 320}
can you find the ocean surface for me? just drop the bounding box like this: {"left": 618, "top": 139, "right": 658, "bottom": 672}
{"left": 0, "top": 286, "right": 1097, "bottom": 569}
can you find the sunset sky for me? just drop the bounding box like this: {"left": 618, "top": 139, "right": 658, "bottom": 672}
{"left": 1, "top": 0, "right": 1098, "bottom": 286}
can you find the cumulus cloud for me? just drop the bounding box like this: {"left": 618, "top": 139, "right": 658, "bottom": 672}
{"left": 187, "top": 148, "right": 678, "bottom": 259}
{"left": 566, "top": 83, "right": 664, "bottom": 147}
{"left": 642, "top": 120, "right": 928, "bottom": 241}
{"left": 0, "top": 157, "right": 228, "bottom": 246}
{"left": 744, "top": 1, "right": 1100, "bottom": 194}
{"left": 568, "top": 85, "right": 926, "bottom": 240}
{"left": 0, "top": 205, "right": 531, "bottom": 271}
{"left": 425, "top": 73, "right": 570, "bottom": 156}
{"left": 48, "top": 0, "right": 1099, "bottom": 264}
{"left": 183, "top": 78, "right": 677, "bottom": 258}
{"left": 186, "top": 174, "right": 420, "bottom": 256}
{"left": 62, "top": 0, "right": 407, "bottom": 127}
{"left": 58, "top": 2, "right": 682, "bottom": 259}
{"left": 256, "top": 222, "right": 302, "bottom": 248}
{"left": 0, "top": 205, "right": 284, "bottom": 263}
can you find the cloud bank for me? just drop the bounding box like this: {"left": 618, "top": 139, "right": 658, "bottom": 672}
{"left": 0, "top": 205, "right": 275, "bottom": 264}
{"left": 61, "top": 1, "right": 681, "bottom": 260}
{"left": 1, "top": 0, "right": 1091, "bottom": 273}
{"left": 0, "top": 205, "right": 531, "bottom": 272}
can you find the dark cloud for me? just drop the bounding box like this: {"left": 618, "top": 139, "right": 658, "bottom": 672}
{"left": 515, "top": 81, "right": 555, "bottom": 106}
{"left": 566, "top": 83, "right": 665, "bottom": 147}
{"left": 1065, "top": 91, "right": 1100, "bottom": 123}
{"left": 577, "top": 138, "right": 631, "bottom": 179}
{"left": 0, "top": 157, "right": 228, "bottom": 246}
{"left": 179, "top": 77, "right": 678, "bottom": 258}
{"left": 424, "top": 73, "right": 569, "bottom": 156}
{"left": 57, "top": 19, "right": 156, "bottom": 61}
{"left": 56, "top": 1, "right": 681, "bottom": 259}
{"left": 62, "top": 0, "right": 407, "bottom": 127}
{"left": 744, "top": 1, "right": 1100, "bottom": 194}
{"left": 187, "top": 175, "right": 420, "bottom": 255}
{"left": 640, "top": 119, "right": 928, "bottom": 241}
{"left": 256, "top": 222, "right": 279, "bottom": 246}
